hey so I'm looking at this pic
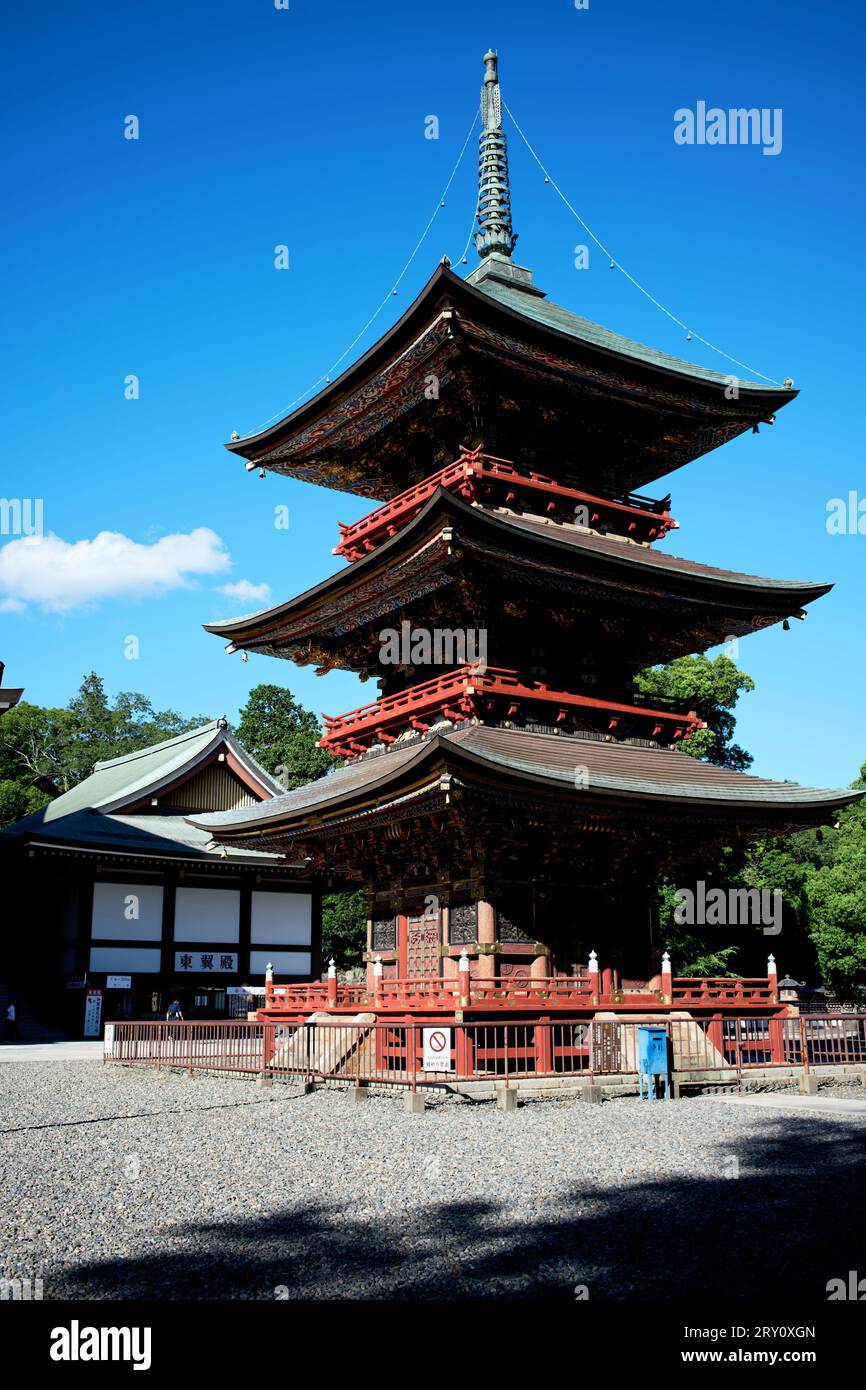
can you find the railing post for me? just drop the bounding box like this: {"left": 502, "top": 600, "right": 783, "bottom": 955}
{"left": 410, "top": 1022, "right": 417, "bottom": 1092}
{"left": 587, "top": 949, "right": 599, "bottom": 1006}
{"left": 327, "top": 957, "right": 338, "bottom": 1008}
{"left": 156, "top": 1023, "right": 162, "bottom": 1073}
{"left": 458, "top": 947, "right": 471, "bottom": 1007}
{"left": 535, "top": 1017, "right": 553, "bottom": 1076}
{"left": 767, "top": 953, "right": 778, "bottom": 1004}
{"left": 800, "top": 1014, "right": 811, "bottom": 1077}
{"left": 661, "top": 949, "right": 672, "bottom": 1005}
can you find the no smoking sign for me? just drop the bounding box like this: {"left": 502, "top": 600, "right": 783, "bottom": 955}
{"left": 422, "top": 1026, "right": 453, "bottom": 1071}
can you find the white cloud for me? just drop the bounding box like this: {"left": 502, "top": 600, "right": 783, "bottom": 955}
{"left": 0, "top": 528, "right": 230, "bottom": 613}
{"left": 215, "top": 579, "right": 272, "bottom": 608}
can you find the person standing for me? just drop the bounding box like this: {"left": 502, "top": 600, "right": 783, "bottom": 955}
{"left": 5, "top": 1000, "right": 17, "bottom": 1042}
{"left": 166, "top": 998, "right": 183, "bottom": 1022}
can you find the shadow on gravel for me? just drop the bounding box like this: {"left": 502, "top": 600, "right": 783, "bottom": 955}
{"left": 60, "top": 1114, "right": 866, "bottom": 1300}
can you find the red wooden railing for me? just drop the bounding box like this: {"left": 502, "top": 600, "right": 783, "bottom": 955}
{"left": 672, "top": 977, "right": 776, "bottom": 1005}
{"left": 259, "top": 971, "right": 776, "bottom": 1016}
{"left": 334, "top": 448, "right": 678, "bottom": 561}
{"left": 104, "top": 1015, "right": 866, "bottom": 1086}
{"left": 319, "top": 663, "right": 703, "bottom": 758}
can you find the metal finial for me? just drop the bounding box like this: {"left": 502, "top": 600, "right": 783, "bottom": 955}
{"left": 475, "top": 50, "right": 516, "bottom": 261}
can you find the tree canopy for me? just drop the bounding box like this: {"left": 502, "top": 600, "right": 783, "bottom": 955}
{"left": 635, "top": 653, "right": 755, "bottom": 769}
{"left": 0, "top": 673, "right": 210, "bottom": 825}
{"left": 236, "top": 683, "right": 333, "bottom": 789}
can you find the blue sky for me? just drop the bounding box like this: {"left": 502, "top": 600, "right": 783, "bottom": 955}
{"left": 1, "top": 0, "right": 864, "bottom": 788}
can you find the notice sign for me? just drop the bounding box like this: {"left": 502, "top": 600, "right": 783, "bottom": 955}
{"left": 106, "top": 975, "right": 132, "bottom": 989}
{"left": 422, "top": 1026, "right": 453, "bottom": 1071}
{"left": 83, "top": 988, "right": 103, "bottom": 1038}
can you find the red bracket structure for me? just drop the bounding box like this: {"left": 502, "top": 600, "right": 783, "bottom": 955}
{"left": 320, "top": 664, "right": 704, "bottom": 758}
{"left": 334, "top": 447, "right": 678, "bottom": 562}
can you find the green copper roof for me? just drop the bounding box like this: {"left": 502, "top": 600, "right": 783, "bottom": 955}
{"left": 12, "top": 720, "right": 281, "bottom": 824}
{"left": 2, "top": 807, "right": 289, "bottom": 863}
{"left": 474, "top": 276, "right": 772, "bottom": 391}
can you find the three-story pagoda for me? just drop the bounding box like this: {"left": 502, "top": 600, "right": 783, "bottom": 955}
{"left": 193, "top": 53, "right": 859, "bottom": 1022}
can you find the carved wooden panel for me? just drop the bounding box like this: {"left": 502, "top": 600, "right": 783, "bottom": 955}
{"left": 449, "top": 901, "right": 477, "bottom": 945}
{"left": 497, "top": 911, "right": 534, "bottom": 945}
{"left": 498, "top": 959, "right": 532, "bottom": 978}
{"left": 371, "top": 914, "right": 397, "bottom": 952}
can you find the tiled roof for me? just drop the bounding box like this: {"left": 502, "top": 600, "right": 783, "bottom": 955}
{"left": 475, "top": 278, "right": 774, "bottom": 391}
{"left": 1, "top": 807, "right": 289, "bottom": 863}
{"left": 190, "top": 725, "right": 860, "bottom": 834}
{"left": 17, "top": 720, "right": 282, "bottom": 821}
{"left": 494, "top": 508, "right": 830, "bottom": 592}
{"left": 203, "top": 489, "right": 828, "bottom": 642}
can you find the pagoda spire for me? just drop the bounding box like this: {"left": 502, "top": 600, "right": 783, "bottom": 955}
{"left": 475, "top": 50, "right": 517, "bottom": 260}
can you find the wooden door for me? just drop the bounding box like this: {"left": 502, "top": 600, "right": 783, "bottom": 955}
{"left": 400, "top": 911, "right": 441, "bottom": 979}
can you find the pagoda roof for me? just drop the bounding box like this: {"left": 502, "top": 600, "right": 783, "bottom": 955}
{"left": 473, "top": 275, "right": 764, "bottom": 390}
{"left": 225, "top": 263, "right": 796, "bottom": 499}
{"left": 190, "top": 725, "right": 861, "bottom": 845}
{"left": 203, "top": 488, "right": 830, "bottom": 671}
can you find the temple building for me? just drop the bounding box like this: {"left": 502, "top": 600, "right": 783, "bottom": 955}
{"left": 1, "top": 720, "right": 319, "bottom": 1035}
{"left": 191, "top": 53, "right": 859, "bottom": 1028}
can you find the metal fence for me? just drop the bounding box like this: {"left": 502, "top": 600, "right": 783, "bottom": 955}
{"left": 103, "top": 1014, "right": 866, "bottom": 1088}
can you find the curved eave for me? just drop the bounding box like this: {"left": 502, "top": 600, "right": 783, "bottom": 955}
{"left": 224, "top": 264, "right": 796, "bottom": 463}
{"left": 188, "top": 730, "right": 862, "bottom": 842}
{"left": 202, "top": 487, "right": 832, "bottom": 647}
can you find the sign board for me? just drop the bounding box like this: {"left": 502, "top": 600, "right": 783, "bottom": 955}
{"left": 103, "top": 1024, "right": 115, "bottom": 1055}
{"left": 174, "top": 951, "right": 238, "bottom": 974}
{"left": 590, "top": 1021, "right": 621, "bottom": 1074}
{"left": 227, "top": 985, "right": 266, "bottom": 996}
{"left": 422, "top": 1026, "right": 453, "bottom": 1071}
{"left": 83, "top": 989, "right": 103, "bottom": 1038}
{"left": 106, "top": 975, "right": 132, "bottom": 989}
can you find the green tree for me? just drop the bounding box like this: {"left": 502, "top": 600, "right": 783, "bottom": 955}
{"left": 63, "top": 673, "right": 209, "bottom": 782}
{"left": 0, "top": 674, "right": 211, "bottom": 827}
{"left": 0, "top": 779, "right": 52, "bottom": 826}
{"left": 803, "top": 767, "right": 866, "bottom": 997}
{"left": 236, "top": 683, "right": 334, "bottom": 788}
{"left": 635, "top": 653, "right": 755, "bottom": 769}
{"left": 0, "top": 701, "right": 74, "bottom": 797}
{"left": 322, "top": 889, "right": 367, "bottom": 967}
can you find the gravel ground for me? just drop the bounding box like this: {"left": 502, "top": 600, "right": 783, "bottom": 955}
{"left": 1, "top": 1060, "right": 864, "bottom": 1301}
